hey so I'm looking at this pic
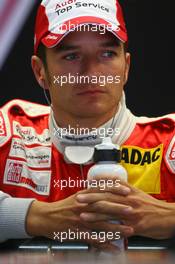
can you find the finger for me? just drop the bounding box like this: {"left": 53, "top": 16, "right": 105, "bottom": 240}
{"left": 76, "top": 192, "right": 131, "bottom": 205}
{"left": 77, "top": 195, "right": 133, "bottom": 216}
{"left": 90, "top": 201, "right": 133, "bottom": 215}
{"left": 79, "top": 212, "right": 115, "bottom": 222}
{"left": 79, "top": 211, "right": 134, "bottom": 223}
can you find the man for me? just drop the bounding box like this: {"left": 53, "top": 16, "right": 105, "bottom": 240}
{"left": 1, "top": 0, "right": 175, "bottom": 250}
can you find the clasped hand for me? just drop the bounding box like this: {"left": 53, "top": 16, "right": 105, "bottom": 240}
{"left": 76, "top": 175, "right": 175, "bottom": 240}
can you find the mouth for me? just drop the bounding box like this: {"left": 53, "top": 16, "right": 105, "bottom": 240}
{"left": 77, "top": 90, "right": 106, "bottom": 96}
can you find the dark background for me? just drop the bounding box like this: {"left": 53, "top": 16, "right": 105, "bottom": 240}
{"left": 1, "top": 0, "right": 174, "bottom": 116}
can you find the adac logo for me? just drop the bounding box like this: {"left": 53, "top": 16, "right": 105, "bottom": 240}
{"left": 121, "top": 146, "right": 161, "bottom": 166}
{"left": 120, "top": 144, "right": 163, "bottom": 194}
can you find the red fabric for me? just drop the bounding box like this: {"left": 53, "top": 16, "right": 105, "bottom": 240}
{"left": 34, "top": 5, "right": 50, "bottom": 54}
{"left": 0, "top": 100, "right": 175, "bottom": 203}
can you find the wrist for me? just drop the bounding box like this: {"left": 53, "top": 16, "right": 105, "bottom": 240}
{"left": 26, "top": 200, "right": 49, "bottom": 237}
{"left": 166, "top": 203, "right": 175, "bottom": 238}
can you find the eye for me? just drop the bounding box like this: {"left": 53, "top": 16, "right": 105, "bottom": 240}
{"left": 101, "top": 50, "right": 117, "bottom": 58}
{"left": 63, "top": 53, "right": 80, "bottom": 61}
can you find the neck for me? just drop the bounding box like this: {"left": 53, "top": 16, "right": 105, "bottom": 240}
{"left": 52, "top": 105, "right": 119, "bottom": 131}
{"left": 49, "top": 93, "right": 137, "bottom": 164}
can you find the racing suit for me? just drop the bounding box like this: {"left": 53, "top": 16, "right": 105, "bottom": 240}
{"left": 0, "top": 97, "right": 175, "bottom": 242}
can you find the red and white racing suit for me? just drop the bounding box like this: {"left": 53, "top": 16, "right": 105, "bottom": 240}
{"left": 0, "top": 99, "right": 175, "bottom": 241}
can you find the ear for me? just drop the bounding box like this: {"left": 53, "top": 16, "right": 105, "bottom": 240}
{"left": 31, "top": 55, "right": 48, "bottom": 89}
{"left": 123, "top": 52, "right": 131, "bottom": 85}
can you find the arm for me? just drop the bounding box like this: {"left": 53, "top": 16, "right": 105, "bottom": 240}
{"left": 0, "top": 191, "right": 35, "bottom": 242}
{"left": 26, "top": 190, "right": 133, "bottom": 249}
{"left": 0, "top": 187, "right": 132, "bottom": 248}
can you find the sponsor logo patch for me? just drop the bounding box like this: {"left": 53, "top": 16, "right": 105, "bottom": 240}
{"left": 6, "top": 162, "right": 23, "bottom": 183}
{"left": 121, "top": 146, "right": 161, "bottom": 166}
{"left": 121, "top": 144, "right": 163, "bottom": 194}
{"left": 169, "top": 141, "right": 175, "bottom": 160}
{"left": 166, "top": 135, "right": 175, "bottom": 173}
{"left": 55, "top": 2, "right": 110, "bottom": 16}
{"left": 13, "top": 121, "right": 51, "bottom": 145}
{"left": 4, "top": 159, "right": 51, "bottom": 195}
{"left": 0, "top": 111, "right": 7, "bottom": 137}
{"left": 9, "top": 138, "right": 52, "bottom": 168}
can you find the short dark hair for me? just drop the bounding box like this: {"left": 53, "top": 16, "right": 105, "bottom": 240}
{"left": 124, "top": 42, "right": 128, "bottom": 53}
{"left": 37, "top": 43, "right": 47, "bottom": 68}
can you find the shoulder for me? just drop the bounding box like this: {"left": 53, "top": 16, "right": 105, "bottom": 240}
{"left": 135, "top": 113, "right": 175, "bottom": 174}
{"left": 136, "top": 113, "right": 175, "bottom": 128}
{"left": 0, "top": 99, "right": 50, "bottom": 147}
{"left": 0, "top": 99, "right": 50, "bottom": 117}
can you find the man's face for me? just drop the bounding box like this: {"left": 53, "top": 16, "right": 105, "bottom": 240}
{"left": 41, "top": 29, "right": 130, "bottom": 119}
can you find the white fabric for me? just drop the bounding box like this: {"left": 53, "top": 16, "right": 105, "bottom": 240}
{"left": 49, "top": 93, "right": 137, "bottom": 163}
{"left": 42, "top": 0, "right": 119, "bottom": 34}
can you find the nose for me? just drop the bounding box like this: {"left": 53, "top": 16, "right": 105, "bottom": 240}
{"left": 79, "top": 56, "right": 102, "bottom": 77}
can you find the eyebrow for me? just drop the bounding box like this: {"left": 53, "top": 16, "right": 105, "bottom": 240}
{"left": 55, "top": 45, "right": 80, "bottom": 52}
{"left": 100, "top": 40, "right": 121, "bottom": 47}
{"left": 55, "top": 40, "right": 121, "bottom": 53}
